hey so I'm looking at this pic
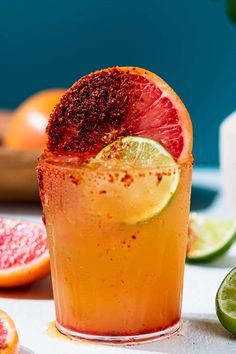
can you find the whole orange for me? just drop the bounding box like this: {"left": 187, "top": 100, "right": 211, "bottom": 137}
{"left": 4, "top": 89, "right": 65, "bottom": 150}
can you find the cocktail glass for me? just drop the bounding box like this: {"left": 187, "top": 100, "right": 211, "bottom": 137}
{"left": 37, "top": 153, "right": 192, "bottom": 345}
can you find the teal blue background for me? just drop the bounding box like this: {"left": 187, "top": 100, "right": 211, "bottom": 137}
{"left": 0, "top": 0, "right": 235, "bottom": 165}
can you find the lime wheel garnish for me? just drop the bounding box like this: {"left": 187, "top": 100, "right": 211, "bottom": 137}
{"left": 92, "top": 136, "right": 180, "bottom": 224}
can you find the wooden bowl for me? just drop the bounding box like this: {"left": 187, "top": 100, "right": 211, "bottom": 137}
{"left": 0, "top": 148, "right": 42, "bottom": 202}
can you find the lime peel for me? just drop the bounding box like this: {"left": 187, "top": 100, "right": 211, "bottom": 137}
{"left": 216, "top": 267, "right": 236, "bottom": 335}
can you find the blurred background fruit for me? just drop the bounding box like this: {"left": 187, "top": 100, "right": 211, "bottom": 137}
{"left": 4, "top": 89, "right": 65, "bottom": 150}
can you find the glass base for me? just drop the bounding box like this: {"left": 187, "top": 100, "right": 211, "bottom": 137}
{"left": 56, "top": 320, "right": 181, "bottom": 346}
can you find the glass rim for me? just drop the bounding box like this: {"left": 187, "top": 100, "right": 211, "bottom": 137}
{"left": 38, "top": 152, "right": 193, "bottom": 172}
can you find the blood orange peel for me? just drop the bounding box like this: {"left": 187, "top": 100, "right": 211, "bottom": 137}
{"left": 0, "top": 217, "right": 50, "bottom": 288}
{"left": 0, "top": 309, "right": 19, "bottom": 354}
{"left": 46, "top": 66, "right": 192, "bottom": 163}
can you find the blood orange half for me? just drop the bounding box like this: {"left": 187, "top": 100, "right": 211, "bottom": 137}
{"left": 0, "top": 217, "right": 50, "bottom": 288}
{"left": 47, "top": 66, "right": 192, "bottom": 162}
{"left": 0, "top": 309, "right": 19, "bottom": 354}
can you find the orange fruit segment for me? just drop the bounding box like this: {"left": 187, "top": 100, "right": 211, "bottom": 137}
{"left": 0, "top": 217, "right": 50, "bottom": 287}
{"left": 47, "top": 66, "right": 192, "bottom": 162}
{"left": 0, "top": 309, "right": 19, "bottom": 354}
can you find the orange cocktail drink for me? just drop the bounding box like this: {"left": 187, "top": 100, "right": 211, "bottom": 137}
{"left": 37, "top": 66, "right": 193, "bottom": 344}
{"left": 38, "top": 153, "right": 192, "bottom": 343}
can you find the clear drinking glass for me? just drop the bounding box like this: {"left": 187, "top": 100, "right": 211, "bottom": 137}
{"left": 37, "top": 153, "right": 192, "bottom": 345}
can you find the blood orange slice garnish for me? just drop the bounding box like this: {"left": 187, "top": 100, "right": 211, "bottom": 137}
{"left": 0, "top": 309, "right": 19, "bottom": 354}
{"left": 47, "top": 66, "right": 192, "bottom": 162}
{"left": 0, "top": 217, "right": 50, "bottom": 287}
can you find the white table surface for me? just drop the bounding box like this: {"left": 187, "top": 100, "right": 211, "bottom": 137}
{"left": 1, "top": 167, "right": 236, "bottom": 354}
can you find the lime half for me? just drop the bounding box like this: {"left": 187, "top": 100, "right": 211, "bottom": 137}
{"left": 94, "top": 136, "right": 180, "bottom": 224}
{"left": 216, "top": 267, "right": 236, "bottom": 335}
{"left": 187, "top": 213, "right": 236, "bottom": 263}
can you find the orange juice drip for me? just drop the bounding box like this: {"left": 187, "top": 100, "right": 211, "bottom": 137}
{"left": 39, "top": 161, "right": 192, "bottom": 336}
